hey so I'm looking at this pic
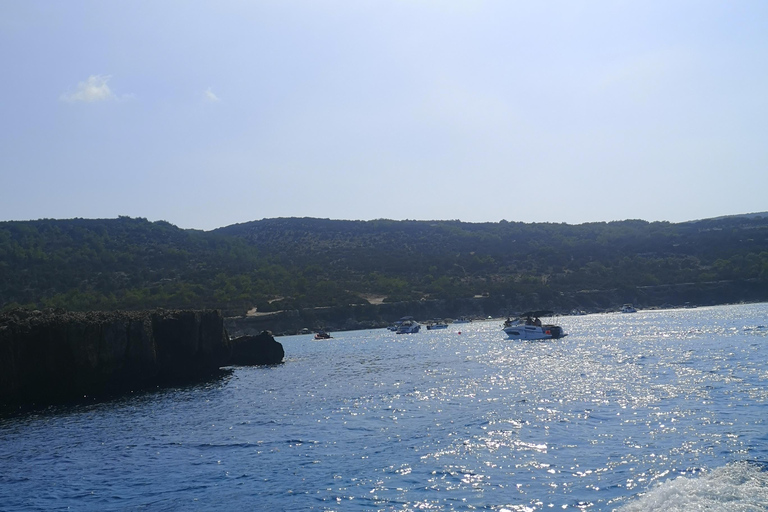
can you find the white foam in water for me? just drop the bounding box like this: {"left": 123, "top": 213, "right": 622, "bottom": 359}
{"left": 618, "top": 462, "right": 768, "bottom": 512}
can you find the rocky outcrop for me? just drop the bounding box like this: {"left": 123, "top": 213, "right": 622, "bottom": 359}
{"left": 229, "top": 332, "right": 285, "bottom": 366}
{"left": 0, "top": 308, "right": 282, "bottom": 406}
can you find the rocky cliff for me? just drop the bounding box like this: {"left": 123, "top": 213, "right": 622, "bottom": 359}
{"left": 0, "top": 309, "right": 282, "bottom": 407}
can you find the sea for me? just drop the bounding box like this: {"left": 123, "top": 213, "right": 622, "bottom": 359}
{"left": 2, "top": 302, "right": 768, "bottom": 511}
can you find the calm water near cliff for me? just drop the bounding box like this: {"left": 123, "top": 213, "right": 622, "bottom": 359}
{"left": 3, "top": 303, "right": 768, "bottom": 511}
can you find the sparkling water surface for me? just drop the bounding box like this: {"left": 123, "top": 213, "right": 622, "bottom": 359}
{"left": 2, "top": 303, "right": 768, "bottom": 511}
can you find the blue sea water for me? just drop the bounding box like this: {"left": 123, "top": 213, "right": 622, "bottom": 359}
{"left": 2, "top": 303, "right": 768, "bottom": 511}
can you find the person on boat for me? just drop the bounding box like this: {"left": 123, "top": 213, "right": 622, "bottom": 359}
{"left": 525, "top": 316, "right": 533, "bottom": 325}
{"left": 534, "top": 317, "right": 542, "bottom": 327}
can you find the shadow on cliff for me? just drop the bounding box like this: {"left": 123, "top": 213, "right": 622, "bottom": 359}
{"left": 0, "top": 308, "right": 284, "bottom": 412}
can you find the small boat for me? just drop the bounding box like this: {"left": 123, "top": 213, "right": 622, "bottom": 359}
{"left": 454, "top": 317, "right": 472, "bottom": 324}
{"left": 314, "top": 331, "right": 332, "bottom": 340}
{"left": 502, "top": 311, "right": 566, "bottom": 340}
{"left": 388, "top": 316, "right": 410, "bottom": 331}
{"left": 396, "top": 319, "right": 421, "bottom": 334}
{"left": 426, "top": 319, "right": 448, "bottom": 330}
{"left": 620, "top": 304, "right": 637, "bottom": 313}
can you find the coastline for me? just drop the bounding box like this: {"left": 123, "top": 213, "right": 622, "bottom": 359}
{"left": 0, "top": 308, "right": 283, "bottom": 408}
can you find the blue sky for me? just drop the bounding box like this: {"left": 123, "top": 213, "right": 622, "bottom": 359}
{"left": 1, "top": 1, "right": 766, "bottom": 230}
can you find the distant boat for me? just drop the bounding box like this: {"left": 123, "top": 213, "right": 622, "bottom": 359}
{"left": 387, "top": 316, "right": 411, "bottom": 331}
{"left": 502, "top": 311, "right": 566, "bottom": 340}
{"left": 314, "top": 330, "right": 332, "bottom": 340}
{"left": 426, "top": 319, "right": 448, "bottom": 330}
{"left": 620, "top": 304, "right": 637, "bottom": 313}
{"left": 396, "top": 319, "right": 421, "bottom": 334}
{"left": 454, "top": 317, "right": 471, "bottom": 324}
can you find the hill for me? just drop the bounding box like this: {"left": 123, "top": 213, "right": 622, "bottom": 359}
{"left": 1, "top": 215, "right": 767, "bottom": 322}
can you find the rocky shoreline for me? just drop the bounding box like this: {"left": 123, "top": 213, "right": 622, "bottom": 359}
{"left": 0, "top": 309, "right": 284, "bottom": 407}
{"left": 225, "top": 280, "right": 768, "bottom": 336}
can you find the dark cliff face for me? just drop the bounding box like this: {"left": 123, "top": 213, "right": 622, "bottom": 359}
{"left": 0, "top": 309, "right": 234, "bottom": 406}
{"left": 151, "top": 310, "right": 232, "bottom": 382}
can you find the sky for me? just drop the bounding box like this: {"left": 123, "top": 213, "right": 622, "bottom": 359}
{"left": 1, "top": 1, "right": 767, "bottom": 231}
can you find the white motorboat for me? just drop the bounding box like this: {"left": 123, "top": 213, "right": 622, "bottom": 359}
{"left": 388, "top": 316, "right": 409, "bottom": 331}
{"left": 426, "top": 320, "right": 448, "bottom": 330}
{"left": 454, "top": 317, "right": 471, "bottom": 324}
{"left": 396, "top": 319, "right": 421, "bottom": 334}
{"left": 620, "top": 304, "right": 637, "bottom": 313}
{"left": 502, "top": 311, "right": 566, "bottom": 340}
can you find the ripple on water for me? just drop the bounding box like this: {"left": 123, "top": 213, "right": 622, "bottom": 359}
{"left": 2, "top": 304, "right": 768, "bottom": 511}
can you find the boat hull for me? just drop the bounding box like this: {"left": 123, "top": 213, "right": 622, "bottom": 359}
{"left": 396, "top": 321, "right": 421, "bottom": 334}
{"left": 503, "top": 324, "right": 566, "bottom": 340}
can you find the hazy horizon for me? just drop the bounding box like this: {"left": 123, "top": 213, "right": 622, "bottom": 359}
{"left": 5, "top": 209, "right": 767, "bottom": 232}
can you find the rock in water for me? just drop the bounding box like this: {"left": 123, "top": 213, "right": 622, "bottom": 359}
{"left": 229, "top": 331, "right": 285, "bottom": 366}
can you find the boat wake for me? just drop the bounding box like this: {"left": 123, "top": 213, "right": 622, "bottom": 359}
{"left": 618, "top": 461, "right": 768, "bottom": 511}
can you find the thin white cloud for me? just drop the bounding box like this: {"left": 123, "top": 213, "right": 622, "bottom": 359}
{"left": 204, "top": 87, "right": 221, "bottom": 102}
{"left": 60, "top": 75, "right": 116, "bottom": 103}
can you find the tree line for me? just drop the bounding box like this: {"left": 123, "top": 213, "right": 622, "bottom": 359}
{"left": 1, "top": 214, "right": 767, "bottom": 314}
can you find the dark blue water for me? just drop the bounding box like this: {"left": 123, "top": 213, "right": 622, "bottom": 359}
{"left": 2, "top": 303, "right": 768, "bottom": 511}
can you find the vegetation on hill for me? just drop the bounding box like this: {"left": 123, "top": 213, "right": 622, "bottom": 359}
{"left": 1, "top": 214, "right": 767, "bottom": 315}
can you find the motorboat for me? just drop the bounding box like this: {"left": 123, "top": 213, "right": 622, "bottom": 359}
{"left": 314, "top": 330, "right": 332, "bottom": 340}
{"left": 387, "top": 316, "right": 409, "bottom": 331}
{"left": 620, "top": 304, "right": 637, "bottom": 313}
{"left": 396, "top": 319, "right": 421, "bottom": 334}
{"left": 502, "top": 311, "right": 566, "bottom": 340}
{"left": 426, "top": 320, "right": 448, "bottom": 330}
{"left": 454, "top": 317, "right": 472, "bottom": 324}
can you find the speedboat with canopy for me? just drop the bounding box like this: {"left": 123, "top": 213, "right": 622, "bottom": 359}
{"left": 395, "top": 317, "right": 421, "bottom": 334}
{"left": 502, "top": 310, "right": 566, "bottom": 340}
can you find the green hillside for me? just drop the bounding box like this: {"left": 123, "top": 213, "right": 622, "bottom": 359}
{"left": 2, "top": 214, "right": 767, "bottom": 315}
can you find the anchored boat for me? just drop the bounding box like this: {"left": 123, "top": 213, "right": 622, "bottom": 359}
{"left": 502, "top": 311, "right": 566, "bottom": 340}
{"left": 426, "top": 319, "right": 448, "bottom": 330}
{"left": 397, "top": 320, "right": 421, "bottom": 334}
